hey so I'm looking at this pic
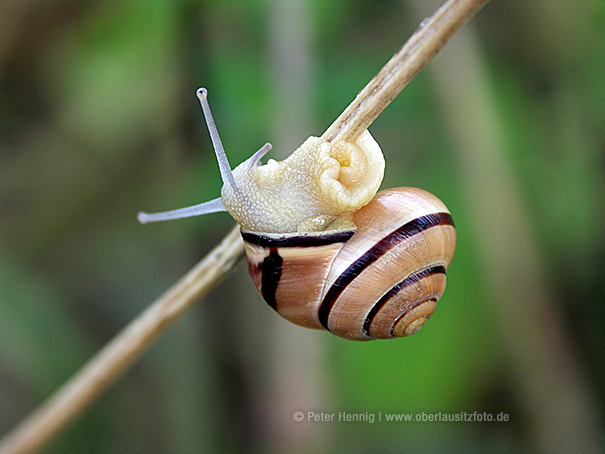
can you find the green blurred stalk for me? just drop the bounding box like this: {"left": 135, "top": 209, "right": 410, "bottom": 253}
{"left": 412, "top": 1, "right": 605, "bottom": 452}
{"left": 258, "top": 1, "right": 332, "bottom": 453}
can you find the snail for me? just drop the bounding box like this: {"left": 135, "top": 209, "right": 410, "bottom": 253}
{"left": 139, "top": 88, "right": 456, "bottom": 340}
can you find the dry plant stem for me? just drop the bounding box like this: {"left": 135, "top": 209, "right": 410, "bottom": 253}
{"left": 0, "top": 226, "right": 244, "bottom": 454}
{"left": 0, "top": 1, "right": 490, "bottom": 453}
{"left": 322, "top": 0, "right": 489, "bottom": 143}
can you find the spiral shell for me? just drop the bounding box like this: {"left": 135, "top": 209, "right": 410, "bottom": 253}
{"left": 242, "top": 187, "right": 456, "bottom": 340}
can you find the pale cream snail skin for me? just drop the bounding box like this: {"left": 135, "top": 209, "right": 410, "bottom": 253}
{"left": 138, "top": 88, "right": 456, "bottom": 340}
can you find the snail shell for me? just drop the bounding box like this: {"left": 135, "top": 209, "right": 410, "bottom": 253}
{"left": 242, "top": 187, "right": 455, "bottom": 340}
{"left": 138, "top": 88, "right": 456, "bottom": 341}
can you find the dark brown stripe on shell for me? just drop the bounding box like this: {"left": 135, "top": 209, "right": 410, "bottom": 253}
{"left": 261, "top": 248, "right": 282, "bottom": 310}
{"left": 318, "top": 212, "right": 454, "bottom": 330}
{"left": 241, "top": 229, "right": 354, "bottom": 248}
{"left": 362, "top": 265, "right": 446, "bottom": 337}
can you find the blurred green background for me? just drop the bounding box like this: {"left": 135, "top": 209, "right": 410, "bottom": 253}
{"left": 1, "top": 1, "right": 604, "bottom": 453}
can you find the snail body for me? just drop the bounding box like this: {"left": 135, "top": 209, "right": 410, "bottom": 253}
{"left": 138, "top": 88, "right": 456, "bottom": 341}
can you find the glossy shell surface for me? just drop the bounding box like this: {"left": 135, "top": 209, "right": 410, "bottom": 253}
{"left": 242, "top": 187, "right": 456, "bottom": 340}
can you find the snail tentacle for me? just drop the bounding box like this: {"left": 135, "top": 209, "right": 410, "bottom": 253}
{"left": 196, "top": 88, "right": 240, "bottom": 195}
{"left": 246, "top": 143, "right": 273, "bottom": 170}
{"left": 137, "top": 197, "right": 224, "bottom": 224}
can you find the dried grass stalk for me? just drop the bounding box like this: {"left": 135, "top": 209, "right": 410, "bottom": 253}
{"left": 0, "top": 1, "right": 489, "bottom": 453}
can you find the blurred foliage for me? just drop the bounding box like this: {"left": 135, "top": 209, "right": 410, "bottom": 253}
{"left": 0, "top": 1, "right": 604, "bottom": 454}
